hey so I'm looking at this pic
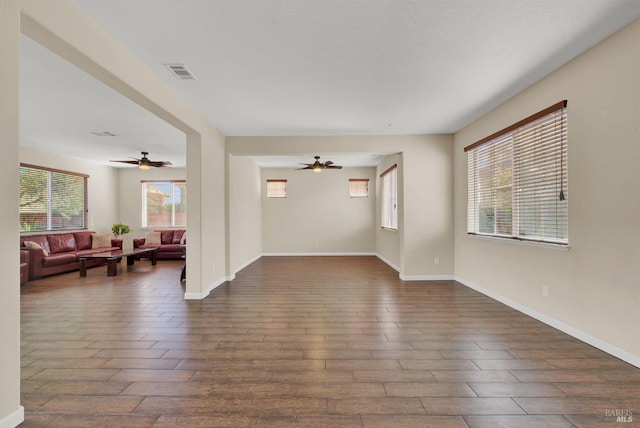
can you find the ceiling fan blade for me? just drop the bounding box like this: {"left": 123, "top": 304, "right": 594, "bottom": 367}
{"left": 296, "top": 166, "right": 314, "bottom": 170}
{"left": 110, "top": 160, "right": 140, "bottom": 165}
{"left": 324, "top": 161, "right": 334, "bottom": 166}
{"left": 150, "top": 161, "right": 172, "bottom": 167}
{"left": 326, "top": 165, "right": 343, "bottom": 169}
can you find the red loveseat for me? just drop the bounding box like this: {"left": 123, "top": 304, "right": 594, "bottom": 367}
{"left": 133, "top": 229, "right": 186, "bottom": 260}
{"left": 20, "top": 231, "right": 122, "bottom": 280}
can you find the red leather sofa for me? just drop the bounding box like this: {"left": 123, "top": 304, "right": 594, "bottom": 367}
{"left": 20, "top": 231, "right": 122, "bottom": 280}
{"left": 133, "top": 230, "right": 186, "bottom": 259}
{"left": 20, "top": 250, "right": 29, "bottom": 286}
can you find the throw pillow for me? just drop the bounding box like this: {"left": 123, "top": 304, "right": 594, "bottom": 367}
{"left": 91, "top": 233, "right": 112, "bottom": 249}
{"left": 145, "top": 231, "right": 162, "bottom": 245}
{"left": 24, "top": 240, "right": 49, "bottom": 257}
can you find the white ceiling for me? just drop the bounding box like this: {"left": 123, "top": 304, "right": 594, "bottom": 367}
{"left": 19, "top": 0, "right": 640, "bottom": 168}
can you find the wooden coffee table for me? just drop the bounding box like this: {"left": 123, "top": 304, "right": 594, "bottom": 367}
{"left": 79, "top": 247, "right": 158, "bottom": 277}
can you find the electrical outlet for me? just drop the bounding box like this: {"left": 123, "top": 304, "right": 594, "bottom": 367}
{"left": 434, "top": 257, "right": 440, "bottom": 265}
{"left": 542, "top": 286, "right": 549, "bottom": 297}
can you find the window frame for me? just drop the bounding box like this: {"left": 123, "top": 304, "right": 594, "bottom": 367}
{"left": 266, "top": 179, "right": 287, "bottom": 198}
{"left": 19, "top": 163, "right": 88, "bottom": 233}
{"left": 380, "top": 164, "right": 398, "bottom": 230}
{"left": 465, "top": 100, "right": 568, "bottom": 246}
{"left": 141, "top": 180, "right": 187, "bottom": 228}
{"left": 349, "top": 178, "right": 369, "bottom": 198}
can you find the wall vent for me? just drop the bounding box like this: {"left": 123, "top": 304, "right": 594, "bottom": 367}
{"left": 164, "top": 63, "right": 196, "bottom": 80}
{"left": 89, "top": 131, "right": 117, "bottom": 137}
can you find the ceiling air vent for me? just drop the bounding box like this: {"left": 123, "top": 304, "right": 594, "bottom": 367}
{"left": 164, "top": 63, "right": 196, "bottom": 80}
{"left": 89, "top": 131, "right": 117, "bottom": 137}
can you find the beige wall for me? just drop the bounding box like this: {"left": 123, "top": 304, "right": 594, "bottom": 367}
{"left": 229, "top": 155, "right": 262, "bottom": 274}
{"left": 0, "top": 1, "right": 23, "bottom": 425}
{"left": 20, "top": 146, "right": 119, "bottom": 236}
{"left": 453, "top": 19, "right": 640, "bottom": 364}
{"left": 117, "top": 166, "right": 186, "bottom": 248}
{"left": 261, "top": 167, "right": 376, "bottom": 254}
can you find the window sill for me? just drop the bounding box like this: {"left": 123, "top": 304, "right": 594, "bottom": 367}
{"left": 468, "top": 233, "right": 570, "bottom": 251}
{"left": 381, "top": 227, "right": 398, "bottom": 232}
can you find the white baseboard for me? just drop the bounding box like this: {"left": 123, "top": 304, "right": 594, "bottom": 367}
{"left": 0, "top": 406, "right": 23, "bottom": 428}
{"left": 375, "top": 253, "right": 400, "bottom": 273}
{"left": 455, "top": 276, "right": 640, "bottom": 369}
{"left": 184, "top": 291, "right": 208, "bottom": 300}
{"left": 374, "top": 254, "right": 454, "bottom": 281}
{"left": 184, "top": 277, "right": 228, "bottom": 300}
{"left": 232, "top": 254, "right": 262, "bottom": 275}
{"left": 207, "top": 277, "right": 227, "bottom": 294}
{"left": 400, "top": 274, "right": 455, "bottom": 281}
{"left": 263, "top": 252, "right": 377, "bottom": 257}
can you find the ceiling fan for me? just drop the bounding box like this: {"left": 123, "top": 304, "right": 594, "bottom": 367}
{"left": 297, "top": 155, "right": 343, "bottom": 172}
{"left": 110, "top": 151, "right": 172, "bottom": 169}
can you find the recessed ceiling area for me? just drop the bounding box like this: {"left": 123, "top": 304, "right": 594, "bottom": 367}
{"left": 19, "top": 1, "right": 640, "bottom": 169}
{"left": 249, "top": 154, "right": 386, "bottom": 169}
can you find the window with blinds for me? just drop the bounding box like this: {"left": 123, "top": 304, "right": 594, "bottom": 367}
{"left": 19, "top": 164, "right": 88, "bottom": 232}
{"left": 380, "top": 164, "right": 398, "bottom": 230}
{"left": 465, "top": 100, "right": 568, "bottom": 245}
{"left": 267, "top": 179, "right": 287, "bottom": 198}
{"left": 349, "top": 178, "right": 369, "bottom": 198}
{"left": 142, "top": 180, "right": 187, "bottom": 228}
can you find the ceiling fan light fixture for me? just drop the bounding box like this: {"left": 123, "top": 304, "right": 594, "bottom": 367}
{"left": 110, "top": 151, "right": 172, "bottom": 168}
{"left": 297, "top": 155, "right": 343, "bottom": 172}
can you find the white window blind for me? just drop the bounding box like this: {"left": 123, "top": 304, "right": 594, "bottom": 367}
{"left": 465, "top": 100, "right": 568, "bottom": 245}
{"left": 19, "top": 164, "right": 88, "bottom": 232}
{"left": 267, "top": 179, "right": 287, "bottom": 198}
{"left": 349, "top": 179, "right": 369, "bottom": 198}
{"left": 380, "top": 164, "right": 397, "bottom": 230}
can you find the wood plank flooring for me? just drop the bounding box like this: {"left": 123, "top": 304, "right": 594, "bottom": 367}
{"left": 20, "top": 256, "right": 639, "bottom": 427}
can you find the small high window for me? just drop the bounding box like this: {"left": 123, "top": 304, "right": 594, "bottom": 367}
{"left": 349, "top": 178, "right": 369, "bottom": 198}
{"left": 267, "top": 179, "right": 287, "bottom": 198}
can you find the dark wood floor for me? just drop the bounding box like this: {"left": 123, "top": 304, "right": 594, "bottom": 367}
{"left": 20, "top": 256, "right": 639, "bottom": 427}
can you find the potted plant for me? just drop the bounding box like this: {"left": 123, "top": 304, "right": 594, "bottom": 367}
{"left": 111, "top": 223, "right": 131, "bottom": 239}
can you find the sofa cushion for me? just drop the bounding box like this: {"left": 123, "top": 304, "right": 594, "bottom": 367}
{"left": 159, "top": 230, "right": 174, "bottom": 245}
{"left": 146, "top": 231, "right": 162, "bottom": 245}
{"left": 74, "top": 232, "right": 93, "bottom": 250}
{"left": 48, "top": 233, "right": 77, "bottom": 254}
{"left": 24, "top": 240, "right": 49, "bottom": 257}
{"left": 42, "top": 253, "right": 77, "bottom": 267}
{"left": 92, "top": 233, "right": 112, "bottom": 249}
{"left": 172, "top": 230, "right": 186, "bottom": 244}
{"left": 22, "top": 235, "right": 51, "bottom": 255}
